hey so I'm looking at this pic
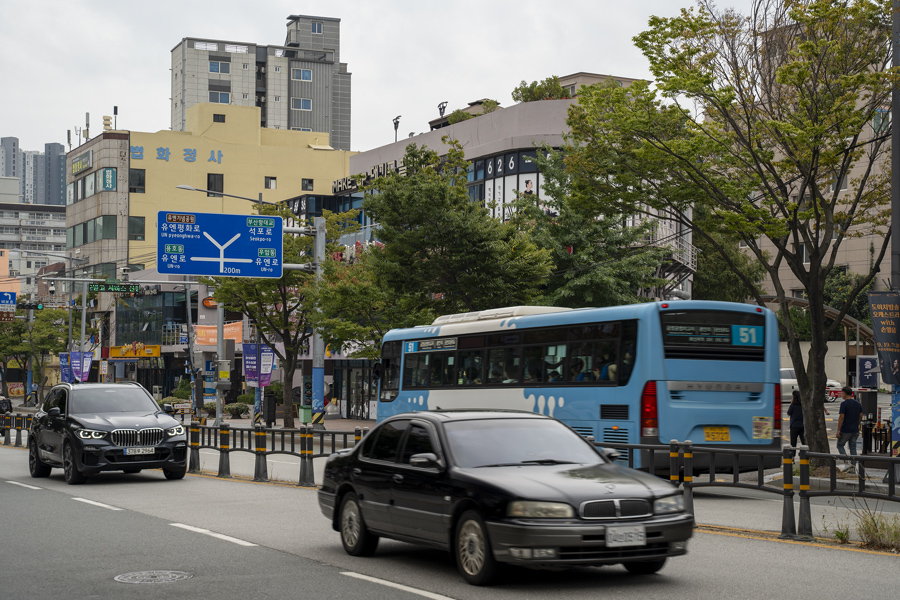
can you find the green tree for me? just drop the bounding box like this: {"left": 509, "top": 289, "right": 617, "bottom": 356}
{"left": 362, "top": 138, "right": 552, "bottom": 316}
{"left": 447, "top": 109, "right": 473, "bottom": 125}
{"left": 511, "top": 76, "right": 571, "bottom": 103}
{"left": 208, "top": 205, "right": 359, "bottom": 428}
{"left": 691, "top": 205, "right": 767, "bottom": 303}
{"left": 0, "top": 319, "right": 27, "bottom": 397}
{"left": 560, "top": 0, "right": 897, "bottom": 452}
{"left": 16, "top": 308, "right": 72, "bottom": 394}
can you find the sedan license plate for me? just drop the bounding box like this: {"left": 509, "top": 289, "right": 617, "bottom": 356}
{"left": 704, "top": 426, "right": 730, "bottom": 442}
{"left": 123, "top": 447, "right": 154, "bottom": 456}
{"left": 606, "top": 525, "right": 646, "bottom": 548}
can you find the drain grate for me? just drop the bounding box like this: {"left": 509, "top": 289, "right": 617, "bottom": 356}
{"left": 114, "top": 571, "right": 193, "bottom": 584}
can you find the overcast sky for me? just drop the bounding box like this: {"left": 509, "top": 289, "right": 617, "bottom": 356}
{"left": 0, "top": 0, "right": 752, "bottom": 154}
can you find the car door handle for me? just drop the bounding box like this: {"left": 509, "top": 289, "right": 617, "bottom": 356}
{"left": 393, "top": 474, "right": 404, "bottom": 483}
{"left": 352, "top": 468, "right": 361, "bottom": 477}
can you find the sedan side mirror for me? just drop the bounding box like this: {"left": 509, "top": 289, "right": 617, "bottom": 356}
{"left": 162, "top": 404, "right": 175, "bottom": 414}
{"left": 599, "top": 447, "right": 621, "bottom": 461}
{"left": 47, "top": 407, "right": 61, "bottom": 418}
{"left": 409, "top": 453, "right": 441, "bottom": 469}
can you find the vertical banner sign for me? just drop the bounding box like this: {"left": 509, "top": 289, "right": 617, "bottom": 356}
{"left": 243, "top": 344, "right": 259, "bottom": 387}
{"left": 259, "top": 345, "right": 275, "bottom": 387}
{"left": 867, "top": 291, "right": 900, "bottom": 456}
{"left": 79, "top": 354, "right": 93, "bottom": 382}
{"left": 59, "top": 353, "right": 74, "bottom": 384}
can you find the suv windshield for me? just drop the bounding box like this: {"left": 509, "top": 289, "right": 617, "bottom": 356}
{"left": 69, "top": 387, "right": 160, "bottom": 415}
{"left": 444, "top": 418, "right": 602, "bottom": 468}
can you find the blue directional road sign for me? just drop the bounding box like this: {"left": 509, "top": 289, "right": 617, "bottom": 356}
{"left": 157, "top": 211, "right": 283, "bottom": 278}
{"left": 0, "top": 291, "right": 16, "bottom": 322}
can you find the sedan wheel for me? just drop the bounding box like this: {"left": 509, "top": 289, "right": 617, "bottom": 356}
{"left": 624, "top": 558, "right": 667, "bottom": 575}
{"left": 339, "top": 492, "right": 378, "bottom": 556}
{"left": 28, "top": 439, "right": 51, "bottom": 478}
{"left": 63, "top": 442, "right": 86, "bottom": 485}
{"left": 455, "top": 510, "right": 499, "bottom": 586}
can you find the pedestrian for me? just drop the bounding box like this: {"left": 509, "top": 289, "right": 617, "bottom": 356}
{"left": 836, "top": 385, "right": 862, "bottom": 473}
{"left": 787, "top": 390, "right": 805, "bottom": 447}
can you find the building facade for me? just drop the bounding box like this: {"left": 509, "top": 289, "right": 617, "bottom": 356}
{"left": 171, "top": 14, "right": 351, "bottom": 151}
{"left": 0, "top": 137, "right": 66, "bottom": 205}
{"left": 65, "top": 103, "right": 354, "bottom": 394}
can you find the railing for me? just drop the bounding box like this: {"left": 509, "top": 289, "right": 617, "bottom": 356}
{"left": 188, "top": 422, "right": 369, "bottom": 487}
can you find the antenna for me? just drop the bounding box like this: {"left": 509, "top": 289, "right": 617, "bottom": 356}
{"left": 84, "top": 112, "right": 90, "bottom": 140}
{"left": 113, "top": 105, "right": 118, "bottom": 129}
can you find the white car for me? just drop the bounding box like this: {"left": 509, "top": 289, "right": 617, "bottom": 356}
{"left": 779, "top": 368, "right": 842, "bottom": 402}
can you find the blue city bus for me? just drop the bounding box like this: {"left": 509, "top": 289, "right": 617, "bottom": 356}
{"left": 375, "top": 301, "right": 781, "bottom": 470}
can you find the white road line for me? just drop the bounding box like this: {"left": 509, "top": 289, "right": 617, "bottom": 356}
{"left": 341, "top": 572, "right": 457, "bottom": 600}
{"left": 169, "top": 523, "right": 258, "bottom": 546}
{"left": 7, "top": 481, "right": 41, "bottom": 490}
{"left": 72, "top": 498, "right": 123, "bottom": 511}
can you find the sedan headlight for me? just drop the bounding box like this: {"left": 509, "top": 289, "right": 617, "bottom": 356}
{"left": 166, "top": 425, "right": 186, "bottom": 436}
{"left": 654, "top": 495, "right": 685, "bottom": 515}
{"left": 508, "top": 501, "right": 575, "bottom": 518}
{"left": 76, "top": 429, "right": 107, "bottom": 440}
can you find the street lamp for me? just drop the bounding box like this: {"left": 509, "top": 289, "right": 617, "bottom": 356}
{"left": 393, "top": 115, "right": 401, "bottom": 143}
{"left": 174, "top": 185, "right": 276, "bottom": 207}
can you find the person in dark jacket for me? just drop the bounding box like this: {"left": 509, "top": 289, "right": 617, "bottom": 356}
{"left": 787, "top": 390, "right": 805, "bottom": 447}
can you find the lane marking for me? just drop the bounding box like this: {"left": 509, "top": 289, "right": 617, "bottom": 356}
{"left": 72, "top": 498, "right": 123, "bottom": 511}
{"left": 341, "top": 572, "right": 457, "bottom": 600}
{"left": 170, "top": 523, "right": 258, "bottom": 546}
{"left": 7, "top": 481, "right": 41, "bottom": 490}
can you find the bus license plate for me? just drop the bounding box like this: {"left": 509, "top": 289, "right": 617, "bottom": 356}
{"left": 124, "top": 447, "right": 154, "bottom": 456}
{"left": 704, "top": 427, "right": 730, "bottom": 442}
{"left": 606, "top": 525, "right": 646, "bottom": 548}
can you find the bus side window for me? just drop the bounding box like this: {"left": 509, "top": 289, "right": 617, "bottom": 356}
{"left": 523, "top": 346, "right": 544, "bottom": 383}
{"left": 458, "top": 350, "right": 483, "bottom": 385}
{"left": 619, "top": 321, "right": 638, "bottom": 384}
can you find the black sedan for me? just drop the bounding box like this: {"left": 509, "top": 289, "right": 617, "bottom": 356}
{"left": 319, "top": 410, "right": 693, "bottom": 585}
{"left": 29, "top": 382, "right": 188, "bottom": 484}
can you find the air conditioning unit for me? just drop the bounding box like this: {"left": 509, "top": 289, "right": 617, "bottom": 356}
{"left": 259, "top": 96, "right": 266, "bottom": 102}
{"left": 260, "top": 67, "right": 266, "bottom": 74}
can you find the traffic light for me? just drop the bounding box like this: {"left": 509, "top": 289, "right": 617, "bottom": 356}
{"left": 17, "top": 301, "right": 43, "bottom": 310}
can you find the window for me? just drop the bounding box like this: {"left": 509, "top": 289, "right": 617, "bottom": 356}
{"left": 274, "top": 96, "right": 281, "bottom": 102}
{"left": 207, "top": 173, "right": 223, "bottom": 197}
{"left": 401, "top": 425, "right": 437, "bottom": 464}
{"left": 129, "top": 216, "right": 145, "bottom": 241}
{"left": 208, "top": 91, "right": 230, "bottom": 104}
{"left": 242, "top": 93, "right": 249, "bottom": 100}
{"left": 832, "top": 175, "right": 848, "bottom": 192}
{"left": 274, "top": 66, "right": 281, "bottom": 72}
{"left": 265, "top": 176, "right": 277, "bottom": 190}
{"left": 874, "top": 108, "right": 891, "bottom": 135}
{"left": 369, "top": 420, "right": 409, "bottom": 462}
{"left": 312, "top": 22, "right": 323, "bottom": 34}
{"left": 224, "top": 44, "right": 248, "bottom": 54}
{"left": 242, "top": 63, "right": 249, "bottom": 70}
{"left": 291, "top": 98, "right": 312, "bottom": 111}
{"left": 209, "top": 61, "right": 230, "bottom": 74}
{"left": 195, "top": 41, "right": 218, "bottom": 51}
{"left": 129, "top": 168, "right": 145, "bottom": 193}
{"left": 213, "top": 114, "right": 225, "bottom": 123}
{"left": 291, "top": 68, "right": 312, "bottom": 81}
{"left": 301, "top": 178, "right": 314, "bottom": 191}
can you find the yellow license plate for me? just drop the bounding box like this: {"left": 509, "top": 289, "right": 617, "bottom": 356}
{"left": 704, "top": 427, "right": 730, "bottom": 442}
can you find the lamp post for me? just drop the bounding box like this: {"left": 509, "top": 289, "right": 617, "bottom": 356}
{"left": 174, "top": 185, "right": 275, "bottom": 207}
{"left": 393, "top": 115, "right": 401, "bottom": 143}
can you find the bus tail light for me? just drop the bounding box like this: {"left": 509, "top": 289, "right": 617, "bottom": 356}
{"left": 774, "top": 384, "right": 781, "bottom": 438}
{"left": 641, "top": 381, "right": 658, "bottom": 438}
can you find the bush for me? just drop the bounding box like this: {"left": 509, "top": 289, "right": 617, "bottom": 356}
{"left": 203, "top": 402, "right": 217, "bottom": 416}
{"left": 224, "top": 402, "right": 250, "bottom": 418}
{"left": 161, "top": 396, "right": 180, "bottom": 406}
{"left": 173, "top": 378, "right": 193, "bottom": 400}
{"left": 237, "top": 392, "right": 255, "bottom": 404}
{"left": 268, "top": 381, "right": 284, "bottom": 402}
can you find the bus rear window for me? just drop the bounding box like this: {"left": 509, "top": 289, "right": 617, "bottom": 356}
{"left": 660, "top": 310, "right": 765, "bottom": 360}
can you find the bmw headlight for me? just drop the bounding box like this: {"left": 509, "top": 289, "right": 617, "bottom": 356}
{"left": 653, "top": 495, "right": 685, "bottom": 515}
{"left": 508, "top": 501, "right": 575, "bottom": 518}
{"left": 166, "top": 425, "right": 186, "bottom": 436}
{"left": 76, "top": 429, "right": 107, "bottom": 440}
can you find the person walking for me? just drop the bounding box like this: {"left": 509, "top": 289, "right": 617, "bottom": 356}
{"left": 787, "top": 390, "right": 805, "bottom": 447}
{"left": 836, "top": 386, "right": 862, "bottom": 474}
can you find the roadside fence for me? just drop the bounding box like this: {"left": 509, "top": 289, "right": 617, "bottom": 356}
{"left": 1, "top": 413, "right": 31, "bottom": 448}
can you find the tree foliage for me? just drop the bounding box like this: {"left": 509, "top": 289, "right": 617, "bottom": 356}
{"left": 362, "top": 138, "right": 552, "bottom": 317}
{"left": 558, "top": 0, "right": 897, "bottom": 452}
{"left": 511, "top": 76, "right": 571, "bottom": 103}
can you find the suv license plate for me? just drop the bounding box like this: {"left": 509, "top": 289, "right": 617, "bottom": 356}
{"left": 704, "top": 426, "right": 730, "bottom": 442}
{"left": 606, "top": 525, "right": 646, "bottom": 548}
{"left": 124, "top": 447, "right": 154, "bottom": 456}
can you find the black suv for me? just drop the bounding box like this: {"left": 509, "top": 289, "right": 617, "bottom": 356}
{"left": 29, "top": 382, "right": 188, "bottom": 484}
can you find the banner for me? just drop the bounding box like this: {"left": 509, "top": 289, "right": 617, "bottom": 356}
{"left": 195, "top": 322, "right": 243, "bottom": 346}
{"left": 243, "top": 344, "right": 259, "bottom": 385}
{"left": 242, "top": 344, "right": 275, "bottom": 387}
{"left": 70, "top": 352, "right": 93, "bottom": 382}
{"left": 59, "top": 353, "right": 75, "bottom": 384}
{"left": 867, "top": 292, "right": 900, "bottom": 386}
{"left": 259, "top": 345, "right": 275, "bottom": 387}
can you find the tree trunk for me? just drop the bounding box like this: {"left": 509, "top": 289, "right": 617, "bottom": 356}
{"left": 281, "top": 349, "right": 296, "bottom": 429}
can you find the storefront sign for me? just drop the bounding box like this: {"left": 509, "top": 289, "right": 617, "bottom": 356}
{"left": 332, "top": 158, "right": 405, "bottom": 194}
{"left": 71, "top": 150, "right": 92, "bottom": 176}
{"left": 195, "top": 322, "right": 243, "bottom": 346}
{"left": 108, "top": 343, "right": 162, "bottom": 360}
{"left": 202, "top": 296, "right": 217, "bottom": 308}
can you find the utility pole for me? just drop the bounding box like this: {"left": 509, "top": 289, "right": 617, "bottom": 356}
{"left": 311, "top": 216, "right": 326, "bottom": 429}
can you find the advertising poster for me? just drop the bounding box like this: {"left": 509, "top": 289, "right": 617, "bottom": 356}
{"left": 59, "top": 353, "right": 74, "bottom": 384}
{"left": 867, "top": 291, "right": 900, "bottom": 456}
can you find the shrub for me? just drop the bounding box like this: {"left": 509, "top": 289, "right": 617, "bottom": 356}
{"left": 161, "top": 396, "right": 180, "bottom": 406}
{"left": 237, "top": 392, "right": 255, "bottom": 404}
{"left": 203, "top": 402, "right": 217, "bottom": 416}
{"left": 224, "top": 402, "right": 250, "bottom": 418}
{"left": 268, "top": 381, "right": 284, "bottom": 401}
{"left": 173, "top": 378, "right": 193, "bottom": 400}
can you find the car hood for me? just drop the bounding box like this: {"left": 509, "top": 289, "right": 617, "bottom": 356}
{"left": 457, "top": 462, "right": 677, "bottom": 504}
{"left": 73, "top": 412, "right": 179, "bottom": 430}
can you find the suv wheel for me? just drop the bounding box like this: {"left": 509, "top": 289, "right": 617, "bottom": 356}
{"left": 28, "top": 439, "right": 51, "bottom": 478}
{"left": 63, "top": 442, "right": 86, "bottom": 485}
{"left": 163, "top": 465, "right": 186, "bottom": 480}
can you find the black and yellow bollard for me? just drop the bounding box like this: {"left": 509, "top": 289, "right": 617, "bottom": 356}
{"left": 2, "top": 413, "right": 11, "bottom": 445}
{"left": 298, "top": 426, "right": 315, "bottom": 487}
{"left": 188, "top": 422, "right": 201, "bottom": 474}
{"left": 217, "top": 423, "right": 231, "bottom": 478}
{"left": 796, "top": 445, "right": 814, "bottom": 540}
{"left": 778, "top": 446, "right": 797, "bottom": 539}
{"left": 669, "top": 439, "right": 680, "bottom": 485}
{"left": 253, "top": 426, "right": 269, "bottom": 482}
{"left": 682, "top": 441, "right": 694, "bottom": 516}
{"left": 14, "top": 414, "right": 24, "bottom": 447}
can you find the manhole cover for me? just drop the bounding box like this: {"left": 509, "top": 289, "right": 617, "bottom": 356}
{"left": 114, "top": 571, "right": 193, "bottom": 584}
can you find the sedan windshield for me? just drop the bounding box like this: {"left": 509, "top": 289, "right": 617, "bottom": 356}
{"left": 444, "top": 418, "right": 602, "bottom": 468}
{"left": 69, "top": 387, "right": 160, "bottom": 415}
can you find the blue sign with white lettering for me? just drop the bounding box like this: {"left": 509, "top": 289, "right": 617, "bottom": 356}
{"left": 731, "top": 325, "right": 763, "bottom": 347}
{"left": 157, "top": 211, "right": 283, "bottom": 278}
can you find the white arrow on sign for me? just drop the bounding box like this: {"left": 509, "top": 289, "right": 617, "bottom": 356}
{"left": 190, "top": 232, "right": 253, "bottom": 274}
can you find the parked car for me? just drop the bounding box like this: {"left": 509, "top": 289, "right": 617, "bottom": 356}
{"left": 28, "top": 382, "right": 188, "bottom": 485}
{"left": 318, "top": 410, "right": 693, "bottom": 585}
{"left": 779, "top": 368, "right": 842, "bottom": 402}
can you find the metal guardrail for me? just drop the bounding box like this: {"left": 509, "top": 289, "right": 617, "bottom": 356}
{"left": 188, "top": 422, "right": 369, "bottom": 487}
{"left": 600, "top": 439, "right": 900, "bottom": 541}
